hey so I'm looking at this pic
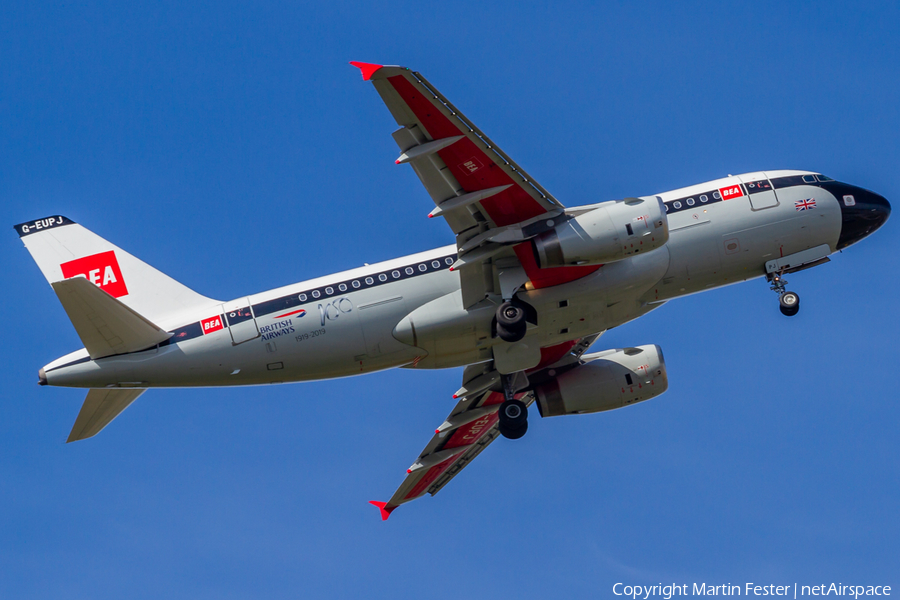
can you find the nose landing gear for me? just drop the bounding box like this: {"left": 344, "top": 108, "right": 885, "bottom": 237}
{"left": 768, "top": 272, "right": 800, "bottom": 316}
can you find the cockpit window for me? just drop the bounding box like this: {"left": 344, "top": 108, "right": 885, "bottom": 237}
{"left": 802, "top": 175, "right": 817, "bottom": 183}
{"left": 816, "top": 174, "right": 834, "bottom": 182}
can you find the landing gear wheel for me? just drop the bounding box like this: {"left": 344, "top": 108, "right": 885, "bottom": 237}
{"left": 498, "top": 399, "right": 528, "bottom": 440}
{"left": 495, "top": 301, "right": 526, "bottom": 342}
{"left": 779, "top": 291, "right": 800, "bottom": 316}
{"left": 767, "top": 271, "right": 800, "bottom": 317}
{"left": 499, "top": 420, "right": 528, "bottom": 440}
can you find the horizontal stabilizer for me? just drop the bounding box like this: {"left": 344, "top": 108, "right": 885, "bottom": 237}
{"left": 52, "top": 277, "right": 172, "bottom": 359}
{"left": 67, "top": 388, "right": 145, "bottom": 442}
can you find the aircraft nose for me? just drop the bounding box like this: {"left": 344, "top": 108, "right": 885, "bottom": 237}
{"left": 837, "top": 186, "right": 891, "bottom": 249}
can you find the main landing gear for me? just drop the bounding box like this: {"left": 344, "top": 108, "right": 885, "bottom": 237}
{"left": 768, "top": 272, "right": 800, "bottom": 317}
{"left": 495, "top": 301, "right": 527, "bottom": 343}
{"left": 498, "top": 373, "right": 528, "bottom": 440}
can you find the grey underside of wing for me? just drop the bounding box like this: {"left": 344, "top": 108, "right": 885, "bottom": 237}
{"left": 425, "top": 333, "right": 601, "bottom": 498}
{"left": 426, "top": 393, "right": 535, "bottom": 498}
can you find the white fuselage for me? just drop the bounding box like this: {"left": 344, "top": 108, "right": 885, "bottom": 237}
{"left": 42, "top": 170, "right": 845, "bottom": 389}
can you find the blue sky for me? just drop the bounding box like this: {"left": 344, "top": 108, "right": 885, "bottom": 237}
{"left": 2, "top": 1, "right": 898, "bottom": 598}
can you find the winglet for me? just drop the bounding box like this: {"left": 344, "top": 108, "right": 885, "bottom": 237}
{"left": 349, "top": 61, "right": 383, "bottom": 81}
{"left": 369, "top": 500, "right": 396, "bottom": 521}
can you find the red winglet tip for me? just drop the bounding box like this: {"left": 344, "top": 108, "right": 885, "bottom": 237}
{"left": 435, "top": 429, "right": 440, "bottom": 434}
{"left": 449, "top": 267, "right": 454, "bottom": 272}
{"left": 394, "top": 159, "right": 401, "bottom": 164}
{"left": 428, "top": 214, "right": 433, "bottom": 219}
{"left": 349, "top": 61, "right": 383, "bottom": 81}
{"left": 369, "top": 500, "right": 395, "bottom": 521}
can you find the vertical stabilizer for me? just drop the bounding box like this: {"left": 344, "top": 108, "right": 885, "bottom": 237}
{"left": 14, "top": 216, "right": 219, "bottom": 325}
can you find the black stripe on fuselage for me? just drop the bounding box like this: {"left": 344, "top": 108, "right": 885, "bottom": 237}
{"left": 47, "top": 253, "right": 460, "bottom": 372}
{"left": 250, "top": 253, "right": 458, "bottom": 320}
{"left": 663, "top": 175, "right": 824, "bottom": 215}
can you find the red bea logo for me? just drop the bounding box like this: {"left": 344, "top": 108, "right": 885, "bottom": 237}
{"left": 201, "top": 316, "right": 224, "bottom": 335}
{"left": 719, "top": 185, "right": 744, "bottom": 200}
{"left": 60, "top": 251, "right": 129, "bottom": 298}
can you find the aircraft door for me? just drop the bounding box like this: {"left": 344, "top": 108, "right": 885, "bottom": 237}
{"left": 739, "top": 172, "right": 779, "bottom": 210}
{"left": 221, "top": 299, "right": 260, "bottom": 345}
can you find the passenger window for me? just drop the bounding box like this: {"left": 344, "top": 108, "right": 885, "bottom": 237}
{"left": 445, "top": 257, "right": 454, "bottom": 265}
{"left": 432, "top": 260, "right": 440, "bottom": 269}
{"left": 713, "top": 191, "right": 721, "bottom": 199}
{"left": 312, "top": 290, "right": 321, "bottom": 299}
{"left": 391, "top": 270, "right": 400, "bottom": 279}
{"left": 365, "top": 277, "right": 374, "bottom": 285}
{"left": 405, "top": 267, "right": 414, "bottom": 275}
{"left": 338, "top": 283, "right": 347, "bottom": 292}
{"left": 418, "top": 264, "right": 427, "bottom": 272}
{"left": 673, "top": 201, "right": 682, "bottom": 209}
{"left": 700, "top": 195, "right": 708, "bottom": 202}
{"left": 351, "top": 281, "right": 361, "bottom": 289}
{"left": 687, "top": 198, "right": 695, "bottom": 206}
{"left": 325, "top": 287, "right": 334, "bottom": 295}
{"left": 378, "top": 273, "right": 388, "bottom": 282}
{"left": 299, "top": 293, "right": 307, "bottom": 302}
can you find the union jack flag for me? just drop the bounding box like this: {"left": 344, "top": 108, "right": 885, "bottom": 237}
{"left": 795, "top": 198, "right": 816, "bottom": 211}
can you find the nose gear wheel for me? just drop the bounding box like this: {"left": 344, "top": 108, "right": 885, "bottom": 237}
{"left": 767, "top": 271, "right": 800, "bottom": 317}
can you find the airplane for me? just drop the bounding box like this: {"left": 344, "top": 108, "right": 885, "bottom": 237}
{"left": 15, "top": 62, "right": 890, "bottom": 520}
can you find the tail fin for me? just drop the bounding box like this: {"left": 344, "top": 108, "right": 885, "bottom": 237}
{"left": 14, "top": 215, "right": 218, "bottom": 325}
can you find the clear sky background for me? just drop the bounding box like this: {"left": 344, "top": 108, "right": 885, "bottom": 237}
{"left": 2, "top": 2, "right": 898, "bottom": 598}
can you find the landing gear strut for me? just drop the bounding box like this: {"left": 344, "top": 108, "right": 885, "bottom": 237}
{"left": 768, "top": 271, "right": 800, "bottom": 317}
{"left": 498, "top": 373, "right": 528, "bottom": 439}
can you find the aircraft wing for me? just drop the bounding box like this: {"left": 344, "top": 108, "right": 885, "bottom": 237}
{"left": 352, "top": 62, "right": 600, "bottom": 307}
{"left": 370, "top": 334, "right": 602, "bottom": 519}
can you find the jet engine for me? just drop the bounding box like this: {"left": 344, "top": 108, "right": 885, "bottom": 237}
{"left": 534, "top": 345, "right": 668, "bottom": 417}
{"left": 532, "top": 197, "right": 668, "bottom": 267}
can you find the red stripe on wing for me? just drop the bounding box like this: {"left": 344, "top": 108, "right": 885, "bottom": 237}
{"left": 513, "top": 244, "right": 600, "bottom": 289}
{"left": 387, "top": 75, "right": 545, "bottom": 227}
{"left": 387, "top": 74, "right": 600, "bottom": 287}
{"left": 404, "top": 455, "right": 458, "bottom": 500}
{"left": 530, "top": 341, "right": 578, "bottom": 372}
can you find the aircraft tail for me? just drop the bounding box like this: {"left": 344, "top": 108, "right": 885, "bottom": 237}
{"left": 14, "top": 215, "right": 219, "bottom": 325}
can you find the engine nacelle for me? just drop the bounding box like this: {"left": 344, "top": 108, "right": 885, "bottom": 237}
{"left": 532, "top": 196, "right": 668, "bottom": 267}
{"left": 535, "top": 345, "right": 668, "bottom": 417}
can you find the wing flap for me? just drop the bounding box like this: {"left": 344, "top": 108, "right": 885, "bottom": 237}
{"left": 67, "top": 388, "right": 145, "bottom": 442}
{"left": 52, "top": 277, "right": 172, "bottom": 360}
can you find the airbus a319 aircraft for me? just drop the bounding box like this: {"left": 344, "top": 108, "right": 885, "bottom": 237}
{"left": 16, "top": 63, "right": 890, "bottom": 519}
